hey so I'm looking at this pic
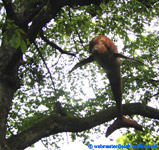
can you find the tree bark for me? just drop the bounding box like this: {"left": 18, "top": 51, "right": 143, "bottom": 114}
{"left": 0, "top": 42, "right": 22, "bottom": 150}
{"left": 6, "top": 103, "right": 159, "bottom": 150}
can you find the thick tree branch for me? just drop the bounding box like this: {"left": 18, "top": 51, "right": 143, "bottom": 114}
{"left": 26, "top": 0, "right": 110, "bottom": 43}
{"left": 7, "top": 103, "right": 159, "bottom": 149}
{"left": 23, "top": 1, "right": 48, "bottom": 24}
{"left": 2, "top": 0, "right": 17, "bottom": 20}
{"left": 26, "top": 6, "right": 53, "bottom": 42}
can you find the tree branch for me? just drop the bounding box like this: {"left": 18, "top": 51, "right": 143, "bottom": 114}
{"left": 2, "top": 0, "right": 17, "bottom": 20}
{"left": 137, "top": 0, "right": 159, "bottom": 8}
{"left": 26, "top": 0, "right": 109, "bottom": 43}
{"left": 34, "top": 42, "right": 57, "bottom": 93}
{"left": 40, "top": 31, "right": 76, "bottom": 56}
{"left": 26, "top": 4, "right": 54, "bottom": 42}
{"left": 66, "top": 0, "right": 110, "bottom": 7}
{"left": 23, "top": 1, "right": 48, "bottom": 24}
{"left": 7, "top": 103, "right": 159, "bottom": 149}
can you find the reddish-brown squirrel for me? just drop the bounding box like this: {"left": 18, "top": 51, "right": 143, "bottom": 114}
{"left": 70, "top": 35, "right": 143, "bottom": 137}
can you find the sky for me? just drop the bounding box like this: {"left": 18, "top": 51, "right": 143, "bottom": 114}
{"left": 25, "top": 130, "right": 121, "bottom": 150}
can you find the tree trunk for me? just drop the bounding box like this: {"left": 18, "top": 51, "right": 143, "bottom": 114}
{"left": 0, "top": 41, "right": 22, "bottom": 150}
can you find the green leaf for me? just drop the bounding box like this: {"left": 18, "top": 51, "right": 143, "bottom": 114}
{"left": 20, "top": 40, "right": 27, "bottom": 53}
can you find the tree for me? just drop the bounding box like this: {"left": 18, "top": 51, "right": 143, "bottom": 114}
{"left": 0, "top": 0, "right": 159, "bottom": 149}
{"left": 116, "top": 132, "right": 159, "bottom": 150}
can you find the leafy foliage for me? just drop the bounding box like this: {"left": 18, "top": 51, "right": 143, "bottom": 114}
{"left": 3, "top": 20, "right": 27, "bottom": 52}
{"left": 2, "top": 0, "right": 159, "bottom": 149}
{"left": 116, "top": 127, "right": 159, "bottom": 150}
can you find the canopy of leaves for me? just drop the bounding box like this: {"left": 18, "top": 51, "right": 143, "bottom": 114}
{"left": 1, "top": 0, "right": 159, "bottom": 149}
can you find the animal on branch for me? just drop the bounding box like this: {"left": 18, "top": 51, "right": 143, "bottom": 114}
{"left": 70, "top": 35, "right": 143, "bottom": 137}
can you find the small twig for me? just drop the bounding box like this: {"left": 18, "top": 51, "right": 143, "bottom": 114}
{"left": 68, "top": 9, "right": 88, "bottom": 52}
{"left": 153, "top": 92, "right": 159, "bottom": 97}
{"left": 144, "top": 91, "right": 159, "bottom": 102}
{"left": 51, "top": 54, "right": 62, "bottom": 68}
{"left": 149, "top": 79, "right": 159, "bottom": 82}
{"left": 34, "top": 42, "right": 57, "bottom": 93}
{"left": 40, "top": 31, "right": 75, "bottom": 56}
{"left": 72, "top": 38, "right": 79, "bottom": 54}
{"left": 135, "top": 78, "right": 159, "bottom": 87}
{"left": 75, "top": 27, "right": 88, "bottom": 52}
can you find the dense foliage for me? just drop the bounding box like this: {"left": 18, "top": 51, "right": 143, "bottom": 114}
{"left": 0, "top": 0, "right": 159, "bottom": 149}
